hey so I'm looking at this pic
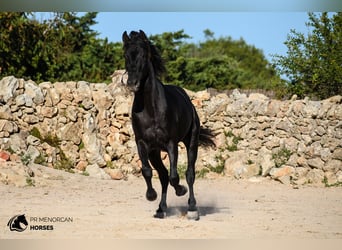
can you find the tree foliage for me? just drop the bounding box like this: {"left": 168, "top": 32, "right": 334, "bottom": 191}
{"left": 0, "top": 12, "right": 123, "bottom": 83}
{"left": 150, "top": 30, "right": 282, "bottom": 92}
{"left": 273, "top": 12, "right": 342, "bottom": 99}
{"left": 0, "top": 13, "right": 282, "bottom": 93}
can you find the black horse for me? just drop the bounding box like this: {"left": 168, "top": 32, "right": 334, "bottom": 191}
{"left": 122, "top": 30, "right": 215, "bottom": 220}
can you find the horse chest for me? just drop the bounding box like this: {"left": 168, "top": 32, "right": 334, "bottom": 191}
{"left": 132, "top": 113, "right": 168, "bottom": 146}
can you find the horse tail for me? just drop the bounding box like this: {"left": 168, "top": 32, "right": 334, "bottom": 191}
{"left": 198, "top": 127, "right": 216, "bottom": 147}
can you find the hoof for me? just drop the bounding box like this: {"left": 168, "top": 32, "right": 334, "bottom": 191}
{"left": 187, "top": 210, "right": 200, "bottom": 221}
{"left": 154, "top": 211, "right": 166, "bottom": 219}
{"left": 146, "top": 188, "right": 157, "bottom": 201}
{"left": 175, "top": 185, "right": 188, "bottom": 196}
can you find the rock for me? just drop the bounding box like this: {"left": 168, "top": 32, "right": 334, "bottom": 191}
{"left": 224, "top": 151, "right": 259, "bottom": 179}
{"left": 26, "top": 145, "right": 41, "bottom": 163}
{"left": 111, "top": 70, "right": 127, "bottom": 85}
{"left": 0, "top": 76, "right": 342, "bottom": 186}
{"left": 269, "top": 166, "right": 295, "bottom": 180}
{"left": 75, "top": 160, "right": 88, "bottom": 171}
{"left": 114, "top": 95, "right": 131, "bottom": 116}
{"left": 44, "top": 88, "right": 60, "bottom": 107}
{"left": 307, "top": 158, "right": 325, "bottom": 169}
{"left": 323, "top": 159, "right": 342, "bottom": 173}
{"left": 257, "top": 147, "right": 275, "bottom": 176}
{"left": 0, "top": 105, "right": 12, "bottom": 120}
{"left": 40, "top": 106, "right": 58, "bottom": 118}
{"left": 0, "top": 151, "right": 10, "bottom": 161}
{"left": 23, "top": 115, "right": 39, "bottom": 124}
{"left": 57, "top": 122, "right": 82, "bottom": 145}
{"left": 324, "top": 172, "right": 338, "bottom": 186}
{"left": 306, "top": 169, "right": 324, "bottom": 185}
{"left": 15, "top": 94, "right": 33, "bottom": 107}
{"left": 0, "top": 161, "right": 33, "bottom": 187}
{"left": 65, "top": 105, "right": 79, "bottom": 122}
{"left": 27, "top": 135, "right": 41, "bottom": 146}
{"left": 74, "top": 81, "right": 91, "bottom": 103}
{"left": 337, "top": 171, "right": 342, "bottom": 183}
{"left": 105, "top": 168, "right": 125, "bottom": 180}
{"left": 0, "top": 76, "right": 19, "bottom": 102}
{"left": 86, "top": 164, "right": 110, "bottom": 179}
{"left": 82, "top": 114, "right": 106, "bottom": 167}
{"left": 92, "top": 83, "right": 114, "bottom": 110}
{"left": 24, "top": 80, "right": 45, "bottom": 105}
{"left": 6, "top": 132, "right": 28, "bottom": 153}
{"left": 332, "top": 148, "right": 342, "bottom": 160}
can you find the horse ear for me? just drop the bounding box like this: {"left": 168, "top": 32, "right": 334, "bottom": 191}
{"left": 139, "top": 30, "right": 149, "bottom": 41}
{"left": 122, "top": 31, "right": 130, "bottom": 44}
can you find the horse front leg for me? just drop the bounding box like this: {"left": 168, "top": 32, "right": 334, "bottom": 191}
{"left": 167, "top": 142, "right": 188, "bottom": 197}
{"left": 137, "top": 140, "right": 157, "bottom": 201}
{"left": 149, "top": 150, "right": 169, "bottom": 218}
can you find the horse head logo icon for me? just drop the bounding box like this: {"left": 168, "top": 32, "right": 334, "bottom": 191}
{"left": 7, "top": 214, "right": 28, "bottom": 232}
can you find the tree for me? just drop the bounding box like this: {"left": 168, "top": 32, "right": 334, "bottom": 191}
{"left": 150, "top": 29, "right": 282, "bottom": 92}
{"left": 274, "top": 12, "right": 342, "bottom": 99}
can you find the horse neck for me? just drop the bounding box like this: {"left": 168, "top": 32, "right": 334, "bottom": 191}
{"left": 136, "top": 61, "right": 167, "bottom": 116}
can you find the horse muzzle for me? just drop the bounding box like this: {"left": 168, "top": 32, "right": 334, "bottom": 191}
{"left": 127, "top": 80, "right": 140, "bottom": 92}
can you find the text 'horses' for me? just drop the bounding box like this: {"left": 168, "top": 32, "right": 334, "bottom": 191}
{"left": 122, "top": 30, "right": 215, "bottom": 220}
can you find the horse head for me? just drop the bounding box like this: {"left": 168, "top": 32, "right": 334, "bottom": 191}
{"left": 122, "top": 30, "right": 165, "bottom": 92}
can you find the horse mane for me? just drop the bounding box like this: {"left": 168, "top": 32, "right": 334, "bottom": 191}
{"left": 124, "top": 30, "right": 166, "bottom": 78}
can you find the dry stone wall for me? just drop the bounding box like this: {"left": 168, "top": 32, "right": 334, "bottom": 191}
{"left": 0, "top": 72, "right": 341, "bottom": 186}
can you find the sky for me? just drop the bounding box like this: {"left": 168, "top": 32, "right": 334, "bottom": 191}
{"left": 92, "top": 12, "right": 312, "bottom": 63}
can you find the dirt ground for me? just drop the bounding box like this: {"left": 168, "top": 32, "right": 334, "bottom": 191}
{"left": 1, "top": 165, "right": 342, "bottom": 239}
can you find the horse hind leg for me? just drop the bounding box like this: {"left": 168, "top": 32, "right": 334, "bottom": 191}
{"left": 149, "top": 150, "right": 169, "bottom": 219}
{"left": 184, "top": 123, "right": 200, "bottom": 220}
{"left": 167, "top": 142, "right": 188, "bottom": 197}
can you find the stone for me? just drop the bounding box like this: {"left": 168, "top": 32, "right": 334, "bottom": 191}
{"left": 269, "top": 166, "right": 295, "bottom": 180}
{"left": 323, "top": 159, "right": 342, "bottom": 173}
{"left": 92, "top": 84, "right": 114, "bottom": 110}
{"left": 74, "top": 81, "right": 91, "bottom": 103}
{"left": 15, "top": 94, "right": 33, "bottom": 107}
{"left": 24, "top": 80, "right": 45, "bottom": 105}
{"left": 0, "top": 161, "right": 32, "bottom": 187}
{"left": 0, "top": 76, "right": 342, "bottom": 186}
{"left": 0, "top": 76, "right": 19, "bottom": 102}
{"left": 23, "top": 115, "right": 39, "bottom": 124}
{"left": 86, "top": 164, "right": 110, "bottom": 179}
{"left": 114, "top": 95, "right": 131, "bottom": 116}
{"left": 332, "top": 148, "right": 342, "bottom": 160}
{"left": 337, "top": 171, "right": 342, "bottom": 183}
{"left": 0, "top": 105, "right": 12, "bottom": 120}
{"left": 40, "top": 106, "right": 58, "bottom": 118}
{"left": 81, "top": 98, "right": 94, "bottom": 110}
{"left": 6, "top": 132, "right": 28, "bottom": 153}
{"left": 324, "top": 172, "right": 338, "bottom": 186}
{"left": 257, "top": 147, "right": 275, "bottom": 176}
{"left": 223, "top": 151, "right": 259, "bottom": 179}
{"left": 306, "top": 169, "right": 324, "bottom": 185}
{"left": 65, "top": 105, "right": 79, "bottom": 122}
{"left": 57, "top": 122, "right": 82, "bottom": 145}
{"left": 75, "top": 160, "right": 88, "bottom": 171}
{"left": 307, "top": 158, "right": 325, "bottom": 169}
{"left": 27, "top": 135, "right": 41, "bottom": 146}
{"left": 82, "top": 114, "right": 106, "bottom": 167}
{"left": 45, "top": 88, "right": 60, "bottom": 107}
{"left": 0, "top": 151, "right": 10, "bottom": 161}
{"left": 105, "top": 168, "right": 125, "bottom": 180}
